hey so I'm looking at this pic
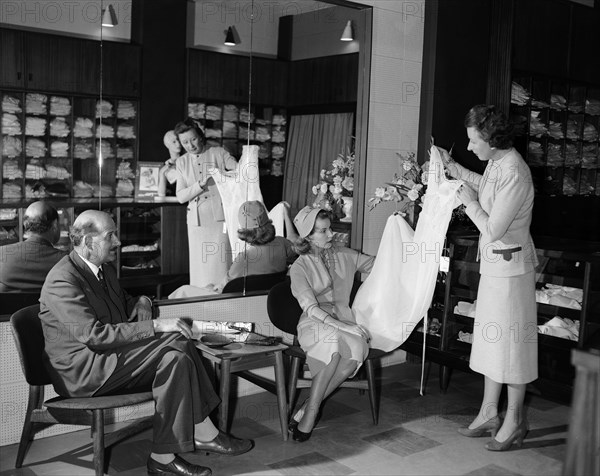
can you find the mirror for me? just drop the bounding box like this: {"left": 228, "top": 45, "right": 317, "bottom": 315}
{"left": 169, "top": 0, "right": 372, "bottom": 301}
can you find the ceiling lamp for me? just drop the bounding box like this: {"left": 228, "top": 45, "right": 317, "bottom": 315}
{"left": 101, "top": 4, "right": 117, "bottom": 27}
{"left": 224, "top": 26, "right": 237, "bottom": 46}
{"left": 340, "top": 20, "right": 354, "bottom": 41}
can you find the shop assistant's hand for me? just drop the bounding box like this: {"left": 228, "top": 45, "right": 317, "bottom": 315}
{"left": 129, "top": 296, "right": 153, "bottom": 321}
{"left": 457, "top": 183, "right": 478, "bottom": 206}
{"left": 153, "top": 317, "right": 194, "bottom": 339}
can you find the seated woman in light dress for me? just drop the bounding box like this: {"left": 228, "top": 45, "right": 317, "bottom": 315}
{"left": 288, "top": 206, "right": 374, "bottom": 442}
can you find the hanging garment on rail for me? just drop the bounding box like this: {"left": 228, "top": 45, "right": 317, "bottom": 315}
{"left": 352, "top": 146, "right": 462, "bottom": 352}
{"left": 210, "top": 145, "right": 264, "bottom": 260}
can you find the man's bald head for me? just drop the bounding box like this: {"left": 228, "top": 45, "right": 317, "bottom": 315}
{"left": 24, "top": 201, "right": 60, "bottom": 243}
{"left": 70, "top": 210, "right": 112, "bottom": 246}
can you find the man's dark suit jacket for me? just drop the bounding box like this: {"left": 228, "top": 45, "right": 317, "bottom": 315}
{"left": 39, "top": 251, "right": 155, "bottom": 397}
{"left": 0, "top": 236, "right": 67, "bottom": 292}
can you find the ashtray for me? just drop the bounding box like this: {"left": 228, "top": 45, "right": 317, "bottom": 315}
{"left": 200, "top": 334, "right": 234, "bottom": 348}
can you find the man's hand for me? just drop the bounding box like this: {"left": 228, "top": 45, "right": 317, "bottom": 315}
{"left": 129, "top": 297, "right": 153, "bottom": 321}
{"left": 153, "top": 318, "right": 194, "bottom": 339}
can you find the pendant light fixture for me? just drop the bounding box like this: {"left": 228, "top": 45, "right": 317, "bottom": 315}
{"left": 101, "top": 4, "right": 118, "bottom": 28}
{"left": 340, "top": 20, "right": 354, "bottom": 41}
{"left": 224, "top": 26, "right": 236, "bottom": 46}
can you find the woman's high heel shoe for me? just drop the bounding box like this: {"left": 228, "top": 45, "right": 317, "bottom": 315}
{"left": 288, "top": 398, "right": 309, "bottom": 433}
{"left": 292, "top": 425, "right": 312, "bottom": 442}
{"left": 457, "top": 416, "right": 501, "bottom": 438}
{"left": 288, "top": 399, "right": 321, "bottom": 434}
{"left": 485, "top": 420, "right": 529, "bottom": 451}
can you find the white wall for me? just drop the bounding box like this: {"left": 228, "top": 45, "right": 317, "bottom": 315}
{"left": 357, "top": 0, "right": 425, "bottom": 256}
{"left": 189, "top": 0, "right": 332, "bottom": 56}
{"left": 0, "top": 0, "right": 132, "bottom": 41}
{"left": 290, "top": 4, "right": 359, "bottom": 60}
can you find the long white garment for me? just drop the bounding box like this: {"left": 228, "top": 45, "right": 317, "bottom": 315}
{"left": 267, "top": 201, "right": 286, "bottom": 237}
{"left": 210, "top": 145, "right": 264, "bottom": 260}
{"left": 353, "top": 146, "right": 462, "bottom": 351}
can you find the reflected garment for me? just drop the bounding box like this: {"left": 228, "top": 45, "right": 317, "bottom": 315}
{"left": 353, "top": 146, "right": 462, "bottom": 352}
{"left": 210, "top": 145, "right": 264, "bottom": 261}
{"left": 291, "top": 247, "right": 375, "bottom": 377}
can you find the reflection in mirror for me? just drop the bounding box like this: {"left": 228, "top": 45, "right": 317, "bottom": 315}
{"left": 178, "top": 0, "right": 372, "bottom": 301}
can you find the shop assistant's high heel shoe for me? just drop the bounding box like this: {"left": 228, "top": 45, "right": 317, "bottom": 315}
{"left": 485, "top": 420, "right": 528, "bottom": 451}
{"left": 457, "top": 415, "right": 501, "bottom": 438}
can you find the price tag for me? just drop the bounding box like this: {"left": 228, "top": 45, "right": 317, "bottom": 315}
{"left": 439, "top": 256, "right": 450, "bottom": 272}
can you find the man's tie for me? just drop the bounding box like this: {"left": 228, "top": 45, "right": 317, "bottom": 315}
{"left": 97, "top": 268, "right": 108, "bottom": 292}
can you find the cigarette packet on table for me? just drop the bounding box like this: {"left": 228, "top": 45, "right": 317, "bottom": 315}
{"left": 192, "top": 321, "right": 253, "bottom": 342}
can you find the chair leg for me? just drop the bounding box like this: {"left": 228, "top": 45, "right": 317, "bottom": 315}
{"left": 364, "top": 360, "right": 378, "bottom": 425}
{"left": 92, "top": 410, "right": 105, "bottom": 476}
{"left": 15, "top": 385, "right": 42, "bottom": 468}
{"left": 287, "top": 357, "right": 302, "bottom": 418}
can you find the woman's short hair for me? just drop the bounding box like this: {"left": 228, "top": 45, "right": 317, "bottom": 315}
{"left": 173, "top": 118, "right": 206, "bottom": 144}
{"left": 238, "top": 223, "right": 276, "bottom": 245}
{"left": 464, "top": 104, "right": 515, "bottom": 149}
{"left": 293, "top": 209, "right": 332, "bottom": 255}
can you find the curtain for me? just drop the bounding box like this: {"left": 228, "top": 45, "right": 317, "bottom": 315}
{"left": 283, "top": 112, "right": 354, "bottom": 215}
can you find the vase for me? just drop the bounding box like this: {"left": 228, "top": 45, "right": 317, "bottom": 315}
{"left": 340, "top": 196, "right": 353, "bottom": 222}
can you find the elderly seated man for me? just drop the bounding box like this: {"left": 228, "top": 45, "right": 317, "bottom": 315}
{"left": 40, "top": 210, "right": 252, "bottom": 476}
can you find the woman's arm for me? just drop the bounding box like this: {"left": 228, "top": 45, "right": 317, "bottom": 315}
{"left": 175, "top": 157, "right": 206, "bottom": 204}
{"left": 439, "top": 147, "right": 482, "bottom": 189}
{"left": 463, "top": 164, "right": 530, "bottom": 242}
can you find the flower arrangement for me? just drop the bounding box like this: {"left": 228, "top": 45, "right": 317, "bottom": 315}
{"left": 311, "top": 150, "right": 355, "bottom": 219}
{"left": 368, "top": 151, "right": 428, "bottom": 219}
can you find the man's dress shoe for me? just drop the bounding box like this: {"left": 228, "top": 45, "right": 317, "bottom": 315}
{"left": 147, "top": 455, "right": 211, "bottom": 476}
{"left": 194, "top": 431, "right": 253, "bottom": 456}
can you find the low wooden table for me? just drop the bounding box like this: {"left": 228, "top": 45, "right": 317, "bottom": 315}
{"left": 195, "top": 338, "right": 289, "bottom": 441}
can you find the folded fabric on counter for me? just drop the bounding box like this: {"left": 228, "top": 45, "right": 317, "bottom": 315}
{"left": 2, "top": 94, "right": 22, "bottom": 113}
{"left": 116, "top": 179, "right": 134, "bottom": 197}
{"left": 2, "top": 113, "right": 21, "bottom": 135}
{"left": 74, "top": 117, "right": 94, "bottom": 137}
{"left": 50, "top": 117, "right": 70, "bottom": 137}
{"left": 50, "top": 96, "right": 71, "bottom": 116}
{"left": 117, "top": 101, "right": 136, "bottom": 119}
{"left": 73, "top": 180, "right": 94, "bottom": 197}
{"left": 454, "top": 300, "right": 477, "bottom": 318}
{"left": 2, "top": 136, "right": 22, "bottom": 157}
{"left": 2, "top": 159, "right": 22, "bottom": 179}
{"left": 538, "top": 316, "right": 579, "bottom": 341}
{"left": 96, "top": 100, "right": 114, "bottom": 118}
{"left": 26, "top": 93, "right": 47, "bottom": 115}
{"left": 188, "top": 102, "right": 206, "bottom": 119}
{"left": 536, "top": 284, "right": 582, "bottom": 310}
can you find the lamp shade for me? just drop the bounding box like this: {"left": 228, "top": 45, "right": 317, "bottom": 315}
{"left": 224, "top": 26, "right": 236, "bottom": 46}
{"left": 102, "top": 4, "right": 117, "bottom": 27}
{"left": 340, "top": 20, "right": 353, "bottom": 41}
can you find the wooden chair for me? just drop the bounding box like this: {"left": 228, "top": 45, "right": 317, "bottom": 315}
{"left": 10, "top": 305, "right": 154, "bottom": 476}
{"left": 221, "top": 270, "right": 288, "bottom": 294}
{"left": 266, "top": 279, "right": 386, "bottom": 425}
